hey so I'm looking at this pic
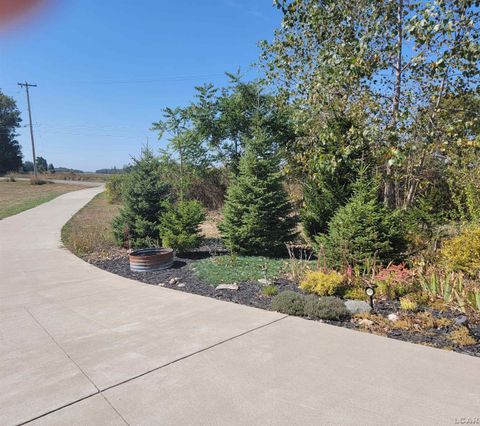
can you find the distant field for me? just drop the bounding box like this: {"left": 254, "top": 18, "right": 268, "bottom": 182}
{"left": 0, "top": 180, "right": 86, "bottom": 219}
{"left": 11, "top": 172, "right": 111, "bottom": 182}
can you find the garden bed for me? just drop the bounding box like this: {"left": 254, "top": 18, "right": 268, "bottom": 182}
{"left": 89, "top": 247, "right": 480, "bottom": 358}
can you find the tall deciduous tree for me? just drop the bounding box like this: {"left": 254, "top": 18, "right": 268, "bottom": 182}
{"left": 154, "top": 74, "right": 295, "bottom": 177}
{"left": 152, "top": 107, "right": 211, "bottom": 201}
{"left": 260, "top": 0, "right": 480, "bottom": 209}
{"left": 0, "top": 90, "right": 22, "bottom": 174}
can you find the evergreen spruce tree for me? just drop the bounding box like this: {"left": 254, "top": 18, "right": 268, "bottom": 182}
{"left": 159, "top": 200, "right": 206, "bottom": 253}
{"left": 316, "top": 176, "right": 405, "bottom": 267}
{"left": 219, "top": 127, "right": 297, "bottom": 256}
{"left": 112, "top": 148, "right": 170, "bottom": 248}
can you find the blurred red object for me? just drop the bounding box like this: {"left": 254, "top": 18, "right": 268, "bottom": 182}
{"left": 0, "top": 0, "right": 48, "bottom": 27}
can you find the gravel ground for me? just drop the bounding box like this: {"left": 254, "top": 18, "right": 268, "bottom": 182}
{"left": 89, "top": 248, "right": 480, "bottom": 358}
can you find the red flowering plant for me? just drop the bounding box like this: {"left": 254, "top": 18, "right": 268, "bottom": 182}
{"left": 374, "top": 263, "right": 416, "bottom": 299}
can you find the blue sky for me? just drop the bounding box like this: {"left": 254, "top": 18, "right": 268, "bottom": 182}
{"left": 0, "top": 0, "right": 282, "bottom": 171}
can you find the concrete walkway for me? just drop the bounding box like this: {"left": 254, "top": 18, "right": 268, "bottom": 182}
{"left": 1, "top": 187, "right": 479, "bottom": 425}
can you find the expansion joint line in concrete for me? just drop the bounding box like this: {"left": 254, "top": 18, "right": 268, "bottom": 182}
{"left": 18, "top": 314, "right": 288, "bottom": 425}
{"left": 21, "top": 308, "right": 130, "bottom": 426}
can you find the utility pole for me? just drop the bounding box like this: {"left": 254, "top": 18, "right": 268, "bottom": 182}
{"left": 17, "top": 82, "right": 38, "bottom": 179}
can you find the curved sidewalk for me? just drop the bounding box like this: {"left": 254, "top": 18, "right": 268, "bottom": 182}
{"left": 1, "top": 187, "right": 479, "bottom": 425}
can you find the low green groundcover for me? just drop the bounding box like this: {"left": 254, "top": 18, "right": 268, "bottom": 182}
{"left": 194, "top": 255, "right": 287, "bottom": 286}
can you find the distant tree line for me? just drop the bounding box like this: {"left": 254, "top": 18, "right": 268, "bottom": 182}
{"left": 22, "top": 157, "right": 55, "bottom": 174}
{"left": 95, "top": 165, "right": 132, "bottom": 174}
{"left": 0, "top": 90, "right": 22, "bottom": 175}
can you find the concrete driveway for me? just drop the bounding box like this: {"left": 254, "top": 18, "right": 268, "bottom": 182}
{"left": 1, "top": 186, "right": 479, "bottom": 425}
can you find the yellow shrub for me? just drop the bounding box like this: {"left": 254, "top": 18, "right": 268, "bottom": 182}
{"left": 441, "top": 227, "right": 480, "bottom": 276}
{"left": 399, "top": 296, "right": 418, "bottom": 312}
{"left": 448, "top": 326, "right": 477, "bottom": 346}
{"left": 343, "top": 286, "right": 366, "bottom": 300}
{"left": 399, "top": 292, "right": 429, "bottom": 312}
{"left": 299, "top": 270, "right": 345, "bottom": 296}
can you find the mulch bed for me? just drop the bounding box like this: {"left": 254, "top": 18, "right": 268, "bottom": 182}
{"left": 91, "top": 252, "right": 298, "bottom": 310}
{"left": 89, "top": 246, "right": 480, "bottom": 358}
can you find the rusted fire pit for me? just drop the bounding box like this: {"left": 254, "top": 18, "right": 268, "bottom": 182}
{"left": 129, "top": 248, "right": 174, "bottom": 272}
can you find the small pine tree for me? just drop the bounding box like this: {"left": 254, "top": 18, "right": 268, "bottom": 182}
{"left": 301, "top": 180, "right": 338, "bottom": 239}
{"left": 159, "top": 200, "right": 206, "bottom": 253}
{"left": 112, "top": 148, "right": 169, "bottom": 248}
{"left": 316, "top": 176, "right": 405, "bottom": 267}
{"left": 219, "top": 127, "right": 297, "bottom": 256}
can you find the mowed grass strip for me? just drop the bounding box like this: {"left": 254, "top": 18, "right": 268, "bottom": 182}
{"left": 61, "top": 192, "right": 122, "bottom": 259}
{"left": 0, "top": 180, "right": 85, "bottom": 219}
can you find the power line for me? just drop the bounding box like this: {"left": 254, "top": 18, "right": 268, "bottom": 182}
{"left": 17, "top": 81, "right": 38, "bottom": 178}
{"left": 18, "top": 72, "right": 232, "bottom": 86}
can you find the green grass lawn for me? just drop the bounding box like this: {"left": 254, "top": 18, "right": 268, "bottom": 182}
{"left": 0, "top": 180, "right": 85, "bottom": 219}
{"left": 193, "top": 255, "right": 289, "bottom": 285}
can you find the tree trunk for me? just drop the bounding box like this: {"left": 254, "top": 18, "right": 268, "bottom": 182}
{"left": 384, "top": 0, "right": 403, "bottom": 208}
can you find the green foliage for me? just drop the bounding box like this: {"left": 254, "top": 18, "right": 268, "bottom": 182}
{"left": 316, "top": 177, "right": 405, "bottom": 267}
{"left": 153, "top": 77, "right": 294, "bottom": 180}
{"left": 301, "top": 180, "right": 338, "bottom": 240}
{"left": 22, "top": 161, "right": 34, "bottom": 172}
{"left": 261, "top": 1, "right": 480, "bottom": 210}
{"left": 112, "top": 148, "right": 169, "bottom": 248}
{"left": 36, "top": 157, "right": 48, "bottom": 173}
{"left": 451, "top": 168, "right": 480, "bottom": 224}
{"left": 299, "top": 115, "right": 374, "bottom": 241}
{"left": 299, "top": 270, "right": 345, "bottom": 297}
{"left": 105, "top": 174, "right": 124, "bottom": 204}
{"left": 304, "top": 295, "right": 351, "bottom": 321}
{"left": 419, "top": 271, "right": 456, "bottom": 304}
{"left": 261, "top": 284, "right": 279, "bottom": 297}
{"left": 441, "top": 228, "right": 480, "bottom": 276}
{"left": 399, "top": 294, "right": 427, "bottom": 312}
{"left": 343, "top": 287, "right": 366, "bottom": 301}
{"left": 418, "top": 270, "right": 480, "bottom": 313}
{"left": 219, "top": 127, "right": 297, "bottom": 256}
{"left": 153, "top": 107, "right": 212, "bottom": 200}
{"left": 271, "top": 291, "right": 305, "bottom": 316}
{"left": 194, "top": 256, "right": 286, "bottom": 286}
{"left": 159, "top": 200, "right": 206, "bottom": 253}
{"left": 0, "top": 90, "right": 22, "bottom": 175}
{"left": 191, "top": 77, "right": 294, "bottom": 173}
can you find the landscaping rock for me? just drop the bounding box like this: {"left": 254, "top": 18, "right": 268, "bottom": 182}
{"left": 258, "top": 278, "right": 272, "bottom": 285}
{"left": 344, "top": 300, "right": 372, "bottom": 315}
{"left": 216, "top": 283, "right": 239, "bottom": 291}
{"left": 455, "top": 315, "right": 468, "bottom": 326}
{"left": 387, "top": 313, "right": 399, "bottom": 322}
{"left": 177, "top": 283, "right": 186, "bottom": 288}
{"left": 168, "top": 277, "right": 178, "bottom": 285}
